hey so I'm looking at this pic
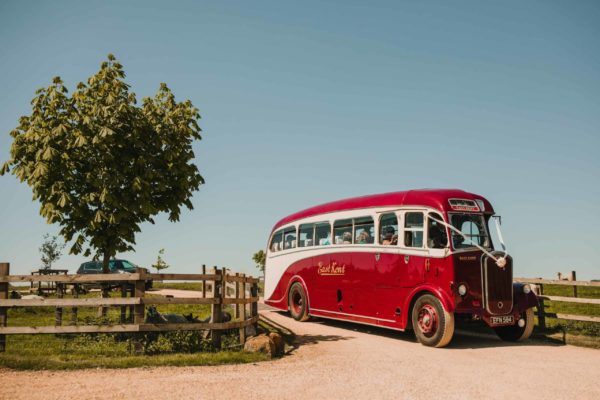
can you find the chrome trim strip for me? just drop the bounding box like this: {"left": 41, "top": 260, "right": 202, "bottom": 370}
{"left": 309, "top": 311, "right": 405, "bottom": 332}
{"left": 310, "top": 308, "right": 397, "bottom": 323}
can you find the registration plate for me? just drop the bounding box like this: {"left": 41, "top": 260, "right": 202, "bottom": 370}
{"left": 490, "top": 315, "right": 514, "bottom": 326}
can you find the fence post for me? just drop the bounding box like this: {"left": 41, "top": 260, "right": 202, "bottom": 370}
{"left": 251, "top": 279, "right": 258, "bottom": 331}
{"left": 128, "top": 285, "right": 134, "bottom": 323}
{"left": 201, "top": 264, "right": 206, "bottom": 298}
{"left": 234, "top": 272, "right": 240, "bottom": 319}
{"left": 133, "top": 268, "right": 146, "bottom": 354}
{"left": 538, "top": 284, "right": 546, "bottom": 330}
{"left": 98, "top": 282, "right": 110, "bottom": 318}
{"left": 239, "top": 274, "right": 246, "bottom": 345}
{"left": 211, "top": 267, "right": 223, "bottom": 349}
{"left": 572, "top": 270, "right": 577, "bottom": 298}
{"left": 120, "top": 283, "right": 127, "bottom": 324}
{"left": 0, "top": 263, "right": 9, "bottom": 352}
{"left": 55, "top": 283, "right": 63, "bottom": 326}
{"left": 71, "top": 284, "right": 78, "bottom": 325}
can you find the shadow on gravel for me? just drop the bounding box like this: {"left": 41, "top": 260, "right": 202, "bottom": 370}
{"left": 295, "top": 334, "right": 353, "bottom": 345}
{"left": 274, "top": 311, "right": 564, "bottom": 350}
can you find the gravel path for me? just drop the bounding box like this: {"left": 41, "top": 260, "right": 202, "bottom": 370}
{"left": 1, "top": 296, "right": 599, "bottom": 399}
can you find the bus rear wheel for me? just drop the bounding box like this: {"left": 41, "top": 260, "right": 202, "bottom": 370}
{"left": 288, "top": 282, "right": 310, "bottom": 322}
{"left": 493, "top": 308, "right": 534, "bottom": 342}
{"left": 411, "top": 294, "right": 455, "bottom": 348}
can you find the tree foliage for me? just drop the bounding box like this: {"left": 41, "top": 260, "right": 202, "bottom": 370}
{"left": 1, "top": 54, "right": 204, "bottom": 272}
{"left": 152, "top": 248, "right": 170, "bottom": 273}
{"left": 39, "top": 234, "right": 66, "bottom": 270}
{"left": 252, "top": 250, "right": 266, "bottom": 273}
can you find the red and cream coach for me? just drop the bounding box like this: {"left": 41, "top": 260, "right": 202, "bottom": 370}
{"left": 264, "top": 189, "right": 538, "bottom": 347}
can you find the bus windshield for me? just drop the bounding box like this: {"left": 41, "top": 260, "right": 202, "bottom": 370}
{"left": 449, "top": 213, "right": 491, "bottom": 250}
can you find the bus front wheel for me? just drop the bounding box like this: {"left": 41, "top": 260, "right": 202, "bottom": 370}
{"left": 411, "top": 294, "right": 455, "bottom": 348}
{"left": 288, "top": 282, "right": 310, "bottom": 322}
{"left": 493, "top": 308, "right": 534, "bottom": 342}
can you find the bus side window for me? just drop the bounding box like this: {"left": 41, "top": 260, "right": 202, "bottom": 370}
{"left": 333, "top": 219, "right": 353, "bottom": 244}
{"left": 298, "top": 223, "right": 315, "bottom": 247}
{"left": 404, "top": 212, "right": 424, "bottom": 247}
{"left": 315, "top": 222, "right": 331, "bottom": 245}
{"left": 354, "top": 216, "right": 374, "bottom": 244}
{"left": 379, "top": 213, "right": 398, "bottom": 245}
{"left": 270, "top": 230, "right": 283, "bottom": 252}
{"left": 427, "top": 212, "right": 448, "bottom": 249}
{"left": 283, "top": 226, "right": 297, "bottom": 249}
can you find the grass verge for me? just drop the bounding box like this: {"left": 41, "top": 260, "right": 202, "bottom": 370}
{"left": 0, "top": 290, "right": 278, "bottom": 370}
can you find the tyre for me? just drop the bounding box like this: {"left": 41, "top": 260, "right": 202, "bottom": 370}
{"left": 288, "top": 282, "right": 310, "bottom": 322}
{"left": 494, "top": 308, "right": 534, "bottom": 342}
{"left": 411, "top": 294, "right": 455, "bottom": 348}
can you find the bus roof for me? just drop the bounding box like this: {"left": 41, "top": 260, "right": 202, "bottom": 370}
{"left": 272, "top": 189, "right": 494, "bottom": 231}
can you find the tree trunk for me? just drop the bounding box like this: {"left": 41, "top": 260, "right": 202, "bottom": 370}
{"left": 102, "top": 251, "right": 110, "bottom": 274}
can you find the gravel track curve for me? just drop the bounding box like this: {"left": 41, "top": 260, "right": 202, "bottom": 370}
{"left": 1, "top": 296, "right": 599, "bottom": 400}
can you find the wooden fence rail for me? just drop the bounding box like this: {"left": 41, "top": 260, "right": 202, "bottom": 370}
{"left": 514, "top": 276, "right": 600, "bottom": 329}
{"left": 0, "top": 263, "right": 259, "bottom": 353}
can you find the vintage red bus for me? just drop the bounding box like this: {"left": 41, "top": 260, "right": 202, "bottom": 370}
{"left": 264, "top": 189, "right": 538, "bottom": 347}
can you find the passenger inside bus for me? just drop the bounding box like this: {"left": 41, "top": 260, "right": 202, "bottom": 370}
{"left": 356, "top": 229, "right": 372, "bottom": 244}
{"left": 427, "top": 213, "right": 449, "bottom": 249}
{"left": 342, "top": 232, "right": 352, "bottom": 244}
{"left": 316, "top": 223, "right": 332, "bottom": 245}
{"left": 382, "top": 227, "right": 398, "bottom": 245}
{"left": 427, "top": 224, "right": 448, "bottom": 248}
{"left": 319, "top": 236, "right": 331, "bottom": 245}
{"left": 284, "top": 235, "right": 295, "bottom": 249}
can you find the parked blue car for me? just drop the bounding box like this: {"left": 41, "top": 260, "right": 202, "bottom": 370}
{"left": 77, "top": 259, "right": 140, "bottom": 274}
{"left": 76, "top": 259, "right": 152, "bottom": 290}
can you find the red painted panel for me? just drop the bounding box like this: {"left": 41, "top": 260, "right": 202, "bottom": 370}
{"left": 266, "top": 249, "right": 459, "bottom": 330}
{"left": 351, "top": 252, "right": 378, "bottom": 318}
{"left": 373, "top": 251, "right": 405, "bottom": 322}
{"left": 452, "top": 251, "right": 484, "bottom": 313}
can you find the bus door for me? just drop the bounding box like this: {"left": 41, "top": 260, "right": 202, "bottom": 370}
{"left": 400, "top": 210, "right": 428, "bottom": 284}
{"left": 351, "top": 250, "right": 377, "bottom": 319}
{"left": 424, "top": 212, "right": 450, "bottom": 283}
{"left": 373, "top": 247, "right": 403, "bottom": 322}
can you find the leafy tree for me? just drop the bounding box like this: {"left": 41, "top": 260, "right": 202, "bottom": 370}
{"left": 39, "top": 234, "right": 66, "bottom": 270}
{"left": 1, "top": 54, "right": 204, "bottom": 273}
{"left": 252, "top": 250, "right": 266, "bottom": 273}
{"left": 152, "top": 248, "right": 170, "bottom": 273}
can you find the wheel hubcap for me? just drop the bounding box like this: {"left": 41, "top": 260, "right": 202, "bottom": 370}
{"left": 292, "top": 290, "right": 303, "bottom": 314}
{"left": 417, "top": 304, "right": 438, "bottom": 337}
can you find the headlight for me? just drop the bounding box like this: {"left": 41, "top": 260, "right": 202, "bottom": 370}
{"left": 523, "top": 284, "right": 531, "bottom": 294}
{"left": 458, "top": 284, "right": 468, "bottom": 296}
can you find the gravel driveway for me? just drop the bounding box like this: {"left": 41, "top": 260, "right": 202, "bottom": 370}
{"left": 1, "top": 296, "right": 599, "bottom": 400}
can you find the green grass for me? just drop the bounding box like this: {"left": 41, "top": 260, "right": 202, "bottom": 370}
{"left": 0, "top": 290, "right": 273, "bottom": 370}
{"left": 542, "top": 285, "right": 600, "bottom": 299}
{"left": 152, "top": 280, "right": 264, "bottom": 296}
{"left": 0, "top": 337, "right": 269, "bottom": 370}
{"left": 152, "top": 281, "right": 204, "bottom": 291}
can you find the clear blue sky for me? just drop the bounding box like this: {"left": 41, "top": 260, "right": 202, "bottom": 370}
{"left": 0, "top": 1, "right": 598, "bottom": 279}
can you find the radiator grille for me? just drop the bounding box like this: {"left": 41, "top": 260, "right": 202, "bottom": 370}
{"left": 482, "top": 254, "right": 513, "bottom": 315}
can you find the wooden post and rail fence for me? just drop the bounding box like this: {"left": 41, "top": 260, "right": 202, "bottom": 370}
{"left": 0, "top": 262, "right": 259, "bottom": 353}
{"left": 1, "top": 261, "right": 598, "bottom": 352}
{"left": 514, "top": 271, "right": 600, "bottom": 330}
